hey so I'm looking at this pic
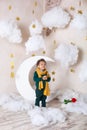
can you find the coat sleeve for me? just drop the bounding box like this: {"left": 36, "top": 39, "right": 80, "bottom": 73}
{"left": 33, "top": 71, "right": 42, "bottom": 82}
{"left": 46, "top": 76, "right": 51, "bottom": 82}
{"left": 45, "top": 72, "right": 51, "bottom": 82}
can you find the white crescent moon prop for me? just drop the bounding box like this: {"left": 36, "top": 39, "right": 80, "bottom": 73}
{"left": 15, "top": 56, "right": 56, "bottom": 102}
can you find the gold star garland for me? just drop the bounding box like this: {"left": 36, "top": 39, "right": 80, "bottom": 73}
{"left": 53, "top": 40, "right": 56, "bottom": 44}
{"left": 31, "top": 54, "right": 36, "bottom": 57}
{"left": 34, "top": 1, "right": 37, "bottom": 7}
{"left": 42, "top": 51, "right": 46, "bottom": 54}
{"left": 78, "top": 10, "right": 83, "bottom": 14}
{"left": 8, "top": 5, "right": 12, "bottom": 10}
{"left": 16, "top": 17, "right": 20, "bottom": 21}
{"left": 32, "top": 10, "right": 35, "bottom": 14}
{"left": 70, "top": 68, "right": 75, "bottom": 72}
{"left": 70, "top": 6, "right": 75, "bottom": 11}
{"left": 10, "top": 72, "right": 15, "bottom": 78}
{"left": 52, "top": 78, "right": 55, "bottom": 82}
{"left": 10, "top": 53, "right": 15, "bottom": 78}
{"left": 51, "top": 71, "right": 55, "bottom": 75}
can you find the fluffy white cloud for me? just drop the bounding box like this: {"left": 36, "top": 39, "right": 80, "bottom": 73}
{"left": 0, "top": 93, "right": 33, "bottom": 112}
{"left": 59, "top": 89, "right": 87, "bottom": 115}
{"left": 70, "top": 14, "right": 87, "bottom": 29}
{"left": 0, "top": 93, "right": 66, "bottom": 126}
{"left": 29, "top": 20, "right": 43, "bottom": 36}
{"left": 41, "top": 7, "right": 71, "bottom": 29}
{"left": 1, "top": 90, "right": 87, "bottom": 126}
{"left": 54, "top": 43, "right": 79, "bottom": 67}
{"left": 25, "top": 35, "right": 45, "bottom": 53}
{"left": 79, "top": 61, "right": 87, "bottom": 82}
{"left": 0, "top": 20, "right": 22, "bottom": 43}
{"left": 28, "top": 107, "right": 66, "bottom": 126}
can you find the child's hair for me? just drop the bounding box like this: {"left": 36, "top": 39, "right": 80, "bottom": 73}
{"left": 36, "top": 59, "right": 46, "bottom": 66}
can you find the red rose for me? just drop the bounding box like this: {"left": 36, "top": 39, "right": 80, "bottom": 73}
{"left": 71, "top": 98, "right": 77, "bottom": 103}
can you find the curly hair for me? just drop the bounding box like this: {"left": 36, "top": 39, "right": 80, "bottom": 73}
{"left": 36, "top": 58, "right": 46, "bottom": 66}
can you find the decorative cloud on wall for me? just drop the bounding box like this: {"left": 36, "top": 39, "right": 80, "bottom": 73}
{"left": 25, "top": 35, "right": 45, "bottom": 54}
{"left": 25, "top": 19, "right": 45, "bottom": 54}
{"left": 0, "top": 20, "right": 22, "bottom": 43}
{"left": 41, "top": 7, "right": 71, "bottom": 29}
{"left": 79, "top": 61, "right": 87, "bottom": 82}
{"left": 29, "top": 20, "right": 43, "bottom": 36}
{"left": 70, "top": 14, "right": 87, "bottom": 30}
{"left": 54, "top": 43, "right": 79, "bottom": 67}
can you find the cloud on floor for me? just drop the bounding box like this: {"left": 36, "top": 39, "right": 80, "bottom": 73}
{"left": 28, "top": 107, "right": 66, "bottom": 126}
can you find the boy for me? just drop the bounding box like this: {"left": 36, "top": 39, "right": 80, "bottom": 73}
{"left": 33, "top": 58, "right": 51, "bottom": 107}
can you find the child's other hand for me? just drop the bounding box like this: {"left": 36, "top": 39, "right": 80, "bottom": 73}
{"left": 42, "top": 76, "right": 47, "bottom": 80}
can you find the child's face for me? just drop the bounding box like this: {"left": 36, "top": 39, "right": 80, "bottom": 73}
{"left": 38, "top": 61, "right": 46, "bottom": 71}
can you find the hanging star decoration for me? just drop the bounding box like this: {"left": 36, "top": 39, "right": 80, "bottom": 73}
{"left": 34, "top": 1, "right": 37, "bottom": 7}
{"left": 32, "top": 10, "right": 34, "bottom": 14}
{"left": 70, "top": 68, "right": 75, "bottom": 72}
{"left": 79, "top": 1, "right": 82, "bottom": 6}
{"left": 8, "top": 5, "right": 12, "bottom": 10}
{"left": 78, "top": 10, "right": 83, "bottom": 14}
{"left": 64, "top": 98, "right": 77, "bottom": 104}
{"left": 10, "top": 72, "right": 15, "bottom": 78}
{"left": 53, "top": 40, "right": 56, "bottom": 44}
{"left": 10, "top": 53, "right": 15, "bottom": 78}
{"left": 16, "top": 17, "right": 20, "bottom": 21}
{"left": 42, "top": 51, "right": 46, "bottom": 54}
{"left": 85, "top": 36, "right": 87, "bottom": 40}
{"left": 31, "top": 54, "right": 36, "bottom": 57}
{"left": 52, "top": 78, "right": 55, "bottom": 82}
{"left": 52, "top": 71, "right": 55, "bottom": 75}
{"left": 10, "top": 53, "right": 14, "bottom": 58}
{"left": 10, "top": 61, "right": 15, "bottom": 69}
{"left": 70, "top": 6, "right": 75, "bottom": 11}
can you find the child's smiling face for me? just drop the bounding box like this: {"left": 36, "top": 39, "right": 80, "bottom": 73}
{"left": 38, "top": 61, "right": 46, "bottom": 71}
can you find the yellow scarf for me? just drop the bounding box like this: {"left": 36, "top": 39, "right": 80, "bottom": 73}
{"left": 36, "top": 67, "right": 50, "bottom": 96}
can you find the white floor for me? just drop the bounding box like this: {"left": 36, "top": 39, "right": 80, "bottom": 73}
{"left": 0, "top": 99, "right": 87, "bottom": 130}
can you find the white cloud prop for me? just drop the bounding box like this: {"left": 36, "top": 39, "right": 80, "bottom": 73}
{"left": 1, "top": 90, "right": 87, "bottom": 126}
{"left": 0, "top": 93, "right": 66, "bottom": 126}
{"left": 54, "top": 43, "right": 79, "bottom": 67}
{"left": 29, "top": 20, "right": 43, "bottom": 36}
{"left": 0, "top": 93, "right": 33, "bottom": 112}
{"left": 25, "top": 35, "right": 45, "bottom": 53}
{"left": 70, "top": 14, "right": 87, "bottom": 30}
{"left": 28, "top": 107, "right": 66, "bottom": 126}
{"left": 59, "top": 89, "right": 79, "bottom": 102}
{"left": 41, "top": 7, "right": 71, "bottom": 28}
{"left": 60, "top": 89, "right": 87, "bottom": 115}
{"left": 62, "top": 101, "right": 87, "bottom": 115}
{"left": 79, "top": 61, "right": 87, "bottom": 82}
{"left": 0, "top": 20, "right": 22, "bottom": 43}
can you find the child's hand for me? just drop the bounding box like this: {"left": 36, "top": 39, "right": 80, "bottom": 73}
{"left": 42, "top": 76, "right": 47, "bottom": 80}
